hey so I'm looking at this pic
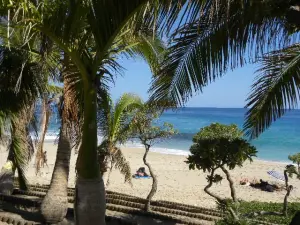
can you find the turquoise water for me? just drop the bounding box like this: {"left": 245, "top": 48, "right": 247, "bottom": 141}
{"left": 46, "top": 107, "right": 300, "bottom": 162}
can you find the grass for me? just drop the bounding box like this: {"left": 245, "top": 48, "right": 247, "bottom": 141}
{"left": 217, "top": 201, "right": 300, "bottom": 224}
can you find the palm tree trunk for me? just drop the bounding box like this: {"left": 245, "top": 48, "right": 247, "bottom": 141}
{"left": 35, "top": 96, "right": 50, "bottom": 174}
{"left": 75, "top": 84, "right": 106, "bottom": 225}
{"left": 221, "top": 166, "right": 237, "bottom": 202}
{"left": 40, "top": 121, "right": 72, "bottom": 224}
{"left": 0, "top": 150, "right": 15, "bottom": 195}
{"left": 143, "top": 144, "right": 157, "bottom": 211}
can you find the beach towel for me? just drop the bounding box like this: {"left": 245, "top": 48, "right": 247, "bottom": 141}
{"left": 133, "top": 175, "right": 151, "bottom": 179}
{"left": 267, "top": 170, "right": 285, "bottom": 182}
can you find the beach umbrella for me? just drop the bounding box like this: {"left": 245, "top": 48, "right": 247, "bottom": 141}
{"left": 267, "top": 170, "right": 285, "bottom": 182}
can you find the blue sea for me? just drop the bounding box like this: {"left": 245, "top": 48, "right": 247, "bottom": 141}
{"left": 45, "top": 107, "right": 300, "bottom": 162}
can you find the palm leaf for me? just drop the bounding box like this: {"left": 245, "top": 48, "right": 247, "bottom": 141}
{"left": 0, "top": 46, "right": 47, "bottom": 113}
{"left": 112, "top": 93, "right": 143, "bottom": 141}
{"left": 97, "top": 87, "right": 112, "bottom": 139}
{"left": 111, "top": 146, "right": 132, "bottom": 185}
{"left": 149, "top": 0, "right": 299, "bottom": 105}
{"left": 244, "top": 44, "right": 300, "bottom": 139}
{"left": 8, "top": 108, "right": 34, "bottom": 190}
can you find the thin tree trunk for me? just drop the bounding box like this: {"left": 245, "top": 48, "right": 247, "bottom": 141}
{"left": 204, "top": 169, "right": 224, "bottom": 203}
{"left": 204, "top": 169, "right": 239, "bottom": 221}
{"left": 35, "top": 96, "right": 50, "bottom": 174}
{"left": 283, "top": 169, "right": 292, "bottom": 217}
{"left": 40, "top": 121, "right": 72, "bottom": 224}
{"left": 75, "top": 84, "right": 106, "bottom": 225}
{"left": 221, "top": 166, "right": 237, "bottom": 202}
{"left": 143, "top": 144, "right": 157, "bottom": 211}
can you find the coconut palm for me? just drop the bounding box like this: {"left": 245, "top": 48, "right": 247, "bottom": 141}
{"left": 0, "top": 46, "right": 47, "bottom": 194}
{"left": 4, "top": 1, "right": 193, "bottom": 223}
{"left": 40, "top": 54, "right": 82, "bottom": 223}
{"left": 98, "top": 93, "right": 143, "bottom": 186}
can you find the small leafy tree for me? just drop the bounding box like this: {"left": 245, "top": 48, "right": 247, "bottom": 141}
{"left": 288, "top": 153, "right": 300, "bottom": 174}
{"left": 131, "top": 105, "right": 177, "bottom": 211}
{"left": 186, "top": 123, "right": 257, "bottom": 220}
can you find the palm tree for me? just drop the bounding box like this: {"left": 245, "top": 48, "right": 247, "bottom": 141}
{"left": 35, "top": 85, "right": 62, "bottom": 175}
{"left": 40, "top": 54, "right": 82, "bottom": 224}
{"left": 0, "top": 46, "right": 47, "bottom": 194}
{"left": 98, "top": 93, "right": 143, "bottom": 186}
{"left": 5, "top": 1, "right": 187, "bottom": 224}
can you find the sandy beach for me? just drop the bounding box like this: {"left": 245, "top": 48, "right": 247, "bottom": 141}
{"left": 1, "top": 142, "right": 300, "bottom": 208}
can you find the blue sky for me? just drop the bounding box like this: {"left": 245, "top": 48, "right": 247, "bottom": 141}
{"left": 110, "top": 58, "right": 258, "bottom": 108}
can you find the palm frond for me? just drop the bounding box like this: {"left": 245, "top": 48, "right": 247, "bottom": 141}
{"left": 244, "top": 44, "right": 300, "bottom": 139}
{"left": 61, "top": 54, "right": 84, "bottom": 149}
{"left": 149, "top": 0, "right": 299, "bottom": 105}
{"left": 0, "top": 46, "right": 47, "bottom": 113}
{"left": 111, "top": 147, "right": 132, "bottom": 185}
{"left": 128, "top": 32, "right": 167, "bottom": 76}
{"left": 112, "top": 93, "right": 143, "bottom": 141}
{"left": 97, "top": 87, "right": 112, "bottom": 138}
{"left": 8, "top": 111, "right": 32, "bottom": 190}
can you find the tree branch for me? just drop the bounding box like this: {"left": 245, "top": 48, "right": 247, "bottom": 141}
{"left": 221, "top": 165, "right": 237, "bottom": 202}
{"left": 204, "top": 169, "right": 224, "bottom": 203}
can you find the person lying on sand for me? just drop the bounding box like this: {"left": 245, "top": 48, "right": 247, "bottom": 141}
{"left": 133, "top": 167, "right": 150, "bottom": 178}
{"left": 249, "top": 179, "right": 281, "bottom": 192}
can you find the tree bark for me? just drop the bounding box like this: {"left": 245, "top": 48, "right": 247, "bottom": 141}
{"left": 75, "top": 177, "right": 106, "bottom": 225}
{"left": 35, "top": 96, "right": 50, "bottom": 174}
{"left": 221, "top": 166, "right": 237, "bottom": 202}
{"left": 204, "top": 169, "right": 224, "bottom": 203}
{"left": 0, "top": 123, "right": 21, "bottom": 195}
{"left": 0, "top": 160, "right": 15, "bottom": 195}
{"left": 283, "top": 169, "right": 292, "bottom": 217}
{"left": 143, "top": 145, "right": 157, "bottom": 211}
{"left": 75, "top": 84, "right": 106, "bottom": 225}
{"left": 40, "top": 121, "right": 72, "bottom": 224}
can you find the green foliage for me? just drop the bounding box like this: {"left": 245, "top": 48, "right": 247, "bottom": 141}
{"left": 131, "top": 105, "right": 178, "bottom": 146}
{"left": 192, "top": 123, "right": 243, "bottom": 142}
{"left": 289, "top": 153, "right": 300, "bottom": 164}
{"left": 0, "top": 46, "right": 47, "bottom": 114}
{"left": 238, "top": 201, "right": 300, "bottom": 224}
{"left": 288, "top": 153, "right": 300, "bottom": 169}
{"left": 216, "top": 218, "right": 254, "bottom": 225}
{"left": 216, "top": 201, "right": 300, "bottom": 224}
{"left": 98, "top": 93, "right": 143, "bottom": 184}
{"left": 187, "top": 123, "right": 257, "bottom": 172}
{"left": 286, "top": 165, "right": 300, "bottom": 180}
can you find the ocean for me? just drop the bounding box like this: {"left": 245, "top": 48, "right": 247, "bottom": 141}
{"left": 45, "top": 107, "right": 300, "bottom": 162}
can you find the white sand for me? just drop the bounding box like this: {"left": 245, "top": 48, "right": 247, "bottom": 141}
{"left": 1, "top": 143, "right": 300, "bottom": 208}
